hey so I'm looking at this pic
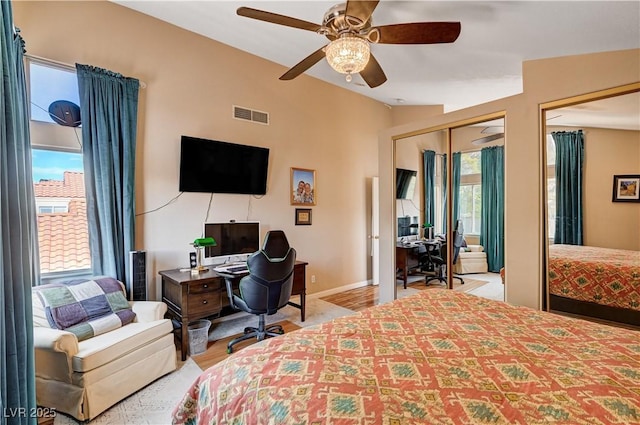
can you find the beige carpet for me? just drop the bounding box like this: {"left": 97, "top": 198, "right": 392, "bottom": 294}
{"left": 208, "top": 298, "right": 355, "bottom": 341}
{"left": 53, "top": 356, "right": 202, "bottom": 425}
{"left": 451, "top": 277, "right": 489, "bottom": 292}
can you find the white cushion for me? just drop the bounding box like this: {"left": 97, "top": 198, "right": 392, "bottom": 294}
{"left": 72, "top": 319, "right": 173, "bottom": 372}
{"left": 459, "top": 251, "right": 487, "bottom": 259}
{"left": 464, "top": 245, "right": 485, "bottom": 252}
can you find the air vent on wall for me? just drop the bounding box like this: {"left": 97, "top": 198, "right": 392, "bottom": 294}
{"left": 233, "top": 105, "right": 269, "bottom": 125}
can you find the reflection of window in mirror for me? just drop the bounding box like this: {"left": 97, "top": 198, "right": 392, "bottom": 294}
{"left": 546, "top": 135, "right": 556, "bottom": 240}
{"left": 459, "top": 151, "right": 482, "bottom": 235}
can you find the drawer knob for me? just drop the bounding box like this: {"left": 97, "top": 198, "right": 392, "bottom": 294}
{"left": 203, "top": 284, "right": 208, "bottom": 288}
{"left": 202, "top": 300, "right": 208, "bottom": 304}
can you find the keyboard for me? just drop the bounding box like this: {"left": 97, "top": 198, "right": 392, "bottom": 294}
{"left": 214, "top": 263, "right": 248, "bottom": 274}
{"left": 227, "top": 265, "right": 248, "bottom": 273}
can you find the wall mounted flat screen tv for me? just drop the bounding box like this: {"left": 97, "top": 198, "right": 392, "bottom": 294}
{"left": 203, "top": 222, "right": 260, "bottom": 263}
{"left": 179, "top": 136, "right": 269, "bottom": 194}
{"left": 396, "top": 168, "right": 417, "bottom": 199}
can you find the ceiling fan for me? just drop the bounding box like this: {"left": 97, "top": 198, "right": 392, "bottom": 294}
{"left": 237, "top": 1, "right": 461, "bottom": 88}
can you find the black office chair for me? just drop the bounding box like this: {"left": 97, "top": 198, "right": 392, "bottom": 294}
{"left": 224, "top": 230, "right": 296, "bottom": 353}
{"left": 423, "top": 221, "right": 465, "bottom": 286}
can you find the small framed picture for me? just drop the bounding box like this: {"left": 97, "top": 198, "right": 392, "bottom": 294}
{"left": 612, "top": 174, "right": 640, "bottom": 202}
{"left": 295, "top": 208, "right": 312, "bottom": 225}
{"left": 291, "top": 167, "right": 316, "bottom": 206}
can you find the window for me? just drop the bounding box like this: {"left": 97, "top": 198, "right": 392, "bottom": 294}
{"left": 459, "top": 183, "right": 482, "bottom": 234}
{"left": 459, "top": 151, "right": 482, "bottom": 235}
{"left": 28, "top": 59, "right": 91, "bottom": 275}
{"left": 38, "top": 205, "right": 69, "bottom": 214}
{"left": 29, "top": 61, "right": 80, "bottom": 123}
{"left": 546, "top": 135, "right": 556, "bottom": 239}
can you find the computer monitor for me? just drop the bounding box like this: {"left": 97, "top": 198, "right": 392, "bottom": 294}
{"left": 202, "top": 222, "right": 260, "bottom": 264}
{"left": 397, "top": 216, "right": 419, "bottom": 238}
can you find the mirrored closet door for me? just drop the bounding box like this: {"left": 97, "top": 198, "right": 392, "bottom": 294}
{"left": 541, "top": 85, "right": 640, "bottom": 326}
{"left": 450, "top": 117, "right": 505, "bottom": 301}
{"left": 393, "top": 114, "right": 506, "bottom": 301}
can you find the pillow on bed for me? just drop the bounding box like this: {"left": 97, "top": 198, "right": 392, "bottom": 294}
{"left": 34, "top": 277, "right": 136, "bottom": 342}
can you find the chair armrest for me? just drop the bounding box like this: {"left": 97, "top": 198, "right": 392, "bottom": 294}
{"left": 33, "top": 327, "right": 79, "bottom": 355}
{"left": 33, "top": 327, "right": 78, "bottom": 383}
{"left": 130, "top": 301, "right": 168, "bottom": 322}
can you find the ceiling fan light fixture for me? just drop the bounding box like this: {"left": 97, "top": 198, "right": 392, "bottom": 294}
{"left": 325, "top": 34, "right": 370, "bottom": 81}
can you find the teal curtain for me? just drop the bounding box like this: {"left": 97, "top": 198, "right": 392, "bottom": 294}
{"left": 452, "top": 152, "right": 461, "bottom": 222}
{"left": 422, "top": 150, "right": 436, "bottom": 227}
{"left": 1, "top": 3, "right": 39, "bottom": 423}
{"left": 480, "top": 146, "right": 505, "bottom": 272}
{"left": 441, "top": 154, "right": 447, "bottom": 233}
{"left": 553, "top": 130, "right": 584, "bottom": 245}
{"left": 76, "top": 64, "right": 139, "bottom": 296}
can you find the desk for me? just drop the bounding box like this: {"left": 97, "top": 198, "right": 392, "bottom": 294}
{"left": 396, "top": 241, "right": 439, "bottom": 288}
{"left": 160, "top": 260, "right": 307, "bottom": 360}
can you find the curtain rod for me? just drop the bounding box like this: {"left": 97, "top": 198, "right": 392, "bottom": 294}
{"left": 423, "top": 145, "right": 505, "bottom": 155}
{"left": 25, "top": 54, "right": 147, "bottom": 89}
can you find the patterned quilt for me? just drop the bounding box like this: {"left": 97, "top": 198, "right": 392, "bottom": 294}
{"left": 33, "top": 277, "right": 136, "bottom": 341}
{"left": 172, "top": 289, "right": 640, "bottom": 424}
{"left": 548, "top": 244, "right": 640, "bottom": 311}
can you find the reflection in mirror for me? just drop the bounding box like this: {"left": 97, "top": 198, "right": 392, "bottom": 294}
{"left": 543, "top": 89, "right": 640, "bottom": 327}
{"left": 451, "top": 118, "right": 505, "bottom": 301}
{"left": 394, "top": 130, "right": 447, "bottom": 295}
{"left": 393, "top": 117, "right": 507, "bottom": 303}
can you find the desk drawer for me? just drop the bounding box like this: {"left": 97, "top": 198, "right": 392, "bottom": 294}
{"left": 188, "top": 291, "right": 221, "bottom": 316}
{"left": 189, "top": 279, "right": 220, "bottom": 294}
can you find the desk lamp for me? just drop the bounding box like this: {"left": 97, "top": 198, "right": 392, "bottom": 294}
{"left": 192, "top": 237, "right": 216, "bottom": 272}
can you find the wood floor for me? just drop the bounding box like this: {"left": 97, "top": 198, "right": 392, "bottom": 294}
{"left": 320, "top": 281, "right": 427, "bottom": 311}
{"left": 320, "top": 278, "right": 487, "bottom": 311}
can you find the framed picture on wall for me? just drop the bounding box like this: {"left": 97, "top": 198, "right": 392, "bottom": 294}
{"left": 612, "top": 174, "right": 640, "bottom": 202}
{"left": 291, "top": 167, "right": 316, "bottom": 206}
{"left": 295, "top": 208, "right": 312, "bottom": 225}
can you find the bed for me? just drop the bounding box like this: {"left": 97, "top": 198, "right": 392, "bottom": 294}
{"left": 548, "top": 244, "right": 640, "bottom": 325}
{"left": 172, "top": 288, "right": 640, "bottom": 424}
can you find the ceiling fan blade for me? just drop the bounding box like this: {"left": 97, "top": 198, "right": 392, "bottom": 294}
{"left": 237, "top": 7, "right": 322, "bottom": 32}
{"left": 359, "top": 54, "right": 387, "bottom": 88}
{"left": 375, "top": 22, "right": 461, "bottom": 44}
{"left": 472, "top": 133, "right": 505, "bottom": 145}
{"left": 345, "top": 0, "right": 379, "bottom": 25}
{"left": 280, "top": 47, "right": 327, "bottom": 81}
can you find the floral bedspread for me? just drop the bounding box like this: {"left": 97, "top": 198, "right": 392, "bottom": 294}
{"left": 172, "top": 289, "right": 640, "bottom": 424}
{"left": 548, "top": 244, "right": 640, "bottom": 311}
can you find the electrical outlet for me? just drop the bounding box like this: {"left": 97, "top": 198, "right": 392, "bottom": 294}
{"left": 311, "top": 275, "right": 316, "bottom": 283}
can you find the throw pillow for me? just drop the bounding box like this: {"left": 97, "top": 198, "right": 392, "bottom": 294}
{"left": 34, "top": 277, "right": 136, "bottom": 341}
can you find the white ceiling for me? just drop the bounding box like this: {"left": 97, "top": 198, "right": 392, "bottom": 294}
{"left": 114, "top": 1, "right": 640, "bottom": 127}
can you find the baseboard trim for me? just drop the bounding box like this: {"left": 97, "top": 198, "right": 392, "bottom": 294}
{"left": 307, "top": 280, "right": 372, "bottom": 300}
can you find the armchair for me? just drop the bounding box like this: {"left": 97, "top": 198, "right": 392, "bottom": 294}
{"left": 224, "top": 230, "right": 296, "bottom": 353}
{"left": 32, "top": 278, "right": 176, "bottom": 421}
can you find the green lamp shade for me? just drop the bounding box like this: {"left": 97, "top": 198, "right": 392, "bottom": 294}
{"left": 193, "top": 237, "right": 217, "bottom": 247}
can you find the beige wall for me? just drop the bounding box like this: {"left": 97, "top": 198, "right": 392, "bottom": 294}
{"left": 548, "top": 126, "right": 640, "bottom": 250}
{"left": 582, "top": 127, "right": 640, "bottom": 250}
{"left": 391, "top": 105, "right": 444, "bottom": 127}
{"left": 14, "top": 1, "right": 413, "bottom": 298}
{"left": 379, "top": 49, "right": 640, "bottom": 308}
